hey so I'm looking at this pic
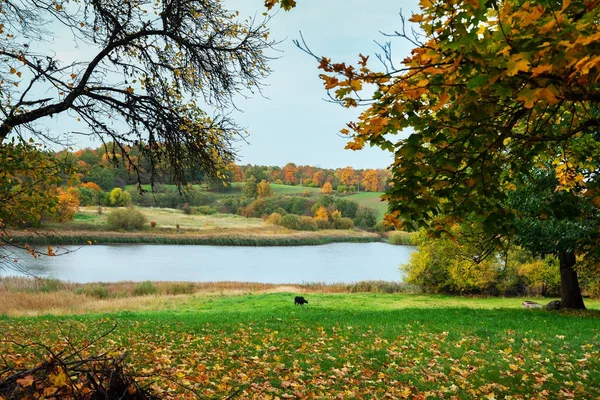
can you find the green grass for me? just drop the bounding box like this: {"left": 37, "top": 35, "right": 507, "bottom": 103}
{"left": 2, "top": 294, "right": 599, "bottom": 398}
{"left": 345, "top": 191, "right": 388, "bottom": 220}
{"left": 269, "top": 183, "right": 322, "bottom": 196}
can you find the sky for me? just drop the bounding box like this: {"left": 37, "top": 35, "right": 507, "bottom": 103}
{"left": 226, "top": 0, "right": 420, "bottom": 169}
{"left": 32, "top": 0, "right": 421, "bottom": 170}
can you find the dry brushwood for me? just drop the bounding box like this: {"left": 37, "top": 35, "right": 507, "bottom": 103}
{"left": 0, "top": 325, "right": 159, "bottom": 400}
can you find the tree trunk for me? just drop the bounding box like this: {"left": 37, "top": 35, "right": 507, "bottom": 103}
{"left": 559, "top": 251, "right": 586, "bottom": 310}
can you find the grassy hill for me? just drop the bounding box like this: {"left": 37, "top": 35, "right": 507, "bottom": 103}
{"left": 345, "top": 191, "right": 388, "bottom": 220}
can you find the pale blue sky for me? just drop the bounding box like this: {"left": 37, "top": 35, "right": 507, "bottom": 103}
{"left": 35, "top": 0, "right": 420, "bottom": 169}
{"left": 228, "top": 0, "right": 420, "bottom": 169}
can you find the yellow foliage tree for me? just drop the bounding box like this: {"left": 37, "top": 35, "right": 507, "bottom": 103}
{"left": 257, "top": 180, "right": 273, "bottom": 198}
{"left": 314, "top": 206, "right": 329, "bottom": 221}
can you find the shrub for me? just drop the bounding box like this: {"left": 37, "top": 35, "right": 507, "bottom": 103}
{"left": 354, "top": 206, "right": 378, "bottom": 229}
{"left": 109, "top": 188, "right": 131, "bottom": 207}
{"left": 401, "top": 231, "right": 498, "bottom": 294}
{"left": 333, "top": 217, "right": 354, "bottom": 230}
{"left": 374, "top": 220, "right": 394, "bottom": 233}
{"left": 182, "top": 202, "right": 192, "bottom": 214}
{"left": 133, "top": 281, "right": 158, "bottom": 296}
{"left": 39, "top": 279, "right": 62, "bottom": 292}
{"left": 299, "top": 216, "right": 318, "bottom": 231}
{"left": 78, "top": 186, "right": 98, "bottom": 206}
{"left": 315, "top": 219, "right": 331, "bottom": 229}
{"left": 165, "top": 282, "right": 195, "bottom": 295}
{"left": 266, "top": 212, "right": 283, "bottom": 225}
{"left": 279, "top": 214, "right": 302, "bottom": 230}
{"left": 106, "top": 208, "right": 147, "bottom": 231}
{"left": 85, "top": 285, "right": 110, "bottom": 299}
{"left": 195, "top": 206, "right": 217, "bottom": 215}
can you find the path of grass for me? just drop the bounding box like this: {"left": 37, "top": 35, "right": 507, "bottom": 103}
{"left": 2, "top": 293, "right": 599, "bottom": 399}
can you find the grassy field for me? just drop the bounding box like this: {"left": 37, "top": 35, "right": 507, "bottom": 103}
{"left": 1, "top": 284, "right": 599, "bottom": 398}
{"left": 345, "top": 192, "right": 388, "bottom": 220}
{"left": 22, "top": 206, "right": 381, "bottom": 246}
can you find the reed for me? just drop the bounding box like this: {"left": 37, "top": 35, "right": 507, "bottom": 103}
{"left": 387, "top": 231, "right": 416, "bottom": 245}
{"left": 8, "top": 232, "right": 380, "bottom": 246}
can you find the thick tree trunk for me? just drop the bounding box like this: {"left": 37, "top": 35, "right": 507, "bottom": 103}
{"left": 559, "top": 251, "right": 586, "bottom": 310}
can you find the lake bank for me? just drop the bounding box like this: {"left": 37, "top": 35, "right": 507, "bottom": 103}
{"left": 6, "top": 228, "right": 382, "bottom": 246}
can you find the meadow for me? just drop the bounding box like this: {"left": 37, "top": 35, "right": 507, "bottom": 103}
{"left": 15, "top": 206, "right": 381, "bottom": 246}
{"left": 1, "top": 282, "right": 599, "bottom": 399}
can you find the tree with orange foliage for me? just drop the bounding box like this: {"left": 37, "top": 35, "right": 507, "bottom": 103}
{"left": 81, "top": 182, "right": 103, "bottom": 192}
{"left": 282, "top": 163, "right": 298, "bottom": 185}
{"left": 55, "top": 188, "right": 80, "bottom": 222}
{"left": 228, "top": 164, "right": 246, "bottom": 182}
{"left": 361, "top": 169, "right": 380, "bottom": 192}
{"left": 339, "top": 166, "right": 357, "bottom": 188}
{"left": 311, "top": 171, "right": 325, "bottom": 187}
{"left": 321, "top": 181, "right": 333, "bottom": 194}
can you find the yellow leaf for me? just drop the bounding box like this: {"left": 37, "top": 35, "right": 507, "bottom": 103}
{"left": 9, "top": 67, "right": 16, "bottom": 74}
{"left": 126, "top": 86, "right": 134, "bottom": 94}
{"left": 55, "top": 3, "right": 62, "bottom": 10}
{"left": 506, "top": 54, "right": 531, "bottom": 76}
{"left": 50, "top": 369, "right": 68, "bottom": 387}
{"left": 349, "top": 80, "right": 362, "bottom": 91}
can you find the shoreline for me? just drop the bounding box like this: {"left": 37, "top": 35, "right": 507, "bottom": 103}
{"left": 6, "top": 228, "right": 384, "bottom": 246}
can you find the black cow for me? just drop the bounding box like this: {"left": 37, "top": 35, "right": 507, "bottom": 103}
{"left": 294, "top": 296, "right": 308, "bottom": 306}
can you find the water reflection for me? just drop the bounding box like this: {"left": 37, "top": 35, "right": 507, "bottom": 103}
{"left": 1, "top": 243, "right": 415, "bottom": 284}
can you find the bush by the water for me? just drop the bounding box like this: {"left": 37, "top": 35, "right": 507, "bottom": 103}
{"left": 133, "top": 281, "right": 159, "bottom": 296}
{"left": 332, "top": 217, "right": 354, "bottom": 230}
{"left": 279, "top": 214, "right": 302, "bottom": 230}
{"left": 402, "top": 230, "right": 563, "bottom": 296}
{"left": 106, "top": 208, "right": 147, "bottom": 231}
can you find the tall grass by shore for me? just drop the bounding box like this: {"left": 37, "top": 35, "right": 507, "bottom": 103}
{"left": 387, "top": 231, "right": 415, "bottom": 245}
{"left": 7, "top": 231, "right": 381, "bottom": 246}
{"left": 0, "top": 277, "right": 419, "bottom": 316}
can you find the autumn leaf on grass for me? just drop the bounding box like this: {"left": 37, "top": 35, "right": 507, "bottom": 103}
{"left": 16, "top": 375, "right": 35, "bottom": 387}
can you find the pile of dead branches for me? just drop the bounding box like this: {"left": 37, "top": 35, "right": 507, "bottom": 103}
{"left": 0, "top": 325, "right": 159, "bottom": 400}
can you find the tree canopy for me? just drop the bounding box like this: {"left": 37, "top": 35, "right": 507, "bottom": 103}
{"left": 0, "top": 0, "right": 274, "bottom": 186}
{"left": 289, "top": 0, "right": 600, "bottom": 308}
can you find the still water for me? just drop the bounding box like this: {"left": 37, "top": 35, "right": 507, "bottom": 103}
{"left": 1, "top": 243, "right": 415, "bottom": 284}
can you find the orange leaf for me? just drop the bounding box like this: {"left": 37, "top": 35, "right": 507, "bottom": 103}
{"left": 17, "top": 375, "right": 35, "bottom": 387}
{"left": 531, "top": 64, "right": 552, "bottom": 78}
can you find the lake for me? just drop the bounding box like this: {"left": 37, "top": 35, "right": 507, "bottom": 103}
{"left": 1, "top": 243, "right": 415, "bottom": 284}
